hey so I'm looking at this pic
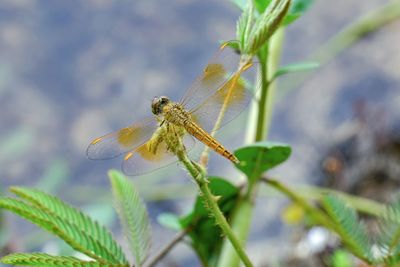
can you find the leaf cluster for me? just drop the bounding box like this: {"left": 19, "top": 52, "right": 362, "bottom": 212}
{"left": 0, "top": 171, "right": 151, "bottom": 267}
{"left": 276, "top": 187, "right": 400, "bottom": 266}
{"left": 234, "top": 0, "right": 314, "bottom": 55}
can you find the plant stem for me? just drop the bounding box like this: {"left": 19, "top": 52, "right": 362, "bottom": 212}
{"left": 144, "top": 229, "right": 188, "bottom": 267}
{"left": 279, "top": 0, "right": 400, "bottom": 97}
{"left": 261, "top": 178, "right": 336, "bottom": 230}
{"left": 218, "top": 28, "right": 285, "bottom": 267}
{"left": 176, "top": 150, "right": 254, "bottom": 267}
{"left": 262, "top": 178, "right": 372, "bottom": 263}
{"left": 254, "top": 51, "right": 269, "bottom": 141}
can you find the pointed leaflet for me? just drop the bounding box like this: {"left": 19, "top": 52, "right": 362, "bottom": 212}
{"left": 0, "top": 197, "right": 123, "bottom": 264}
{"left": 377, "top": 199, "right": 400, "bottom": 264}
{"left": 10, "top": 187, "right": 127, "bottom": 264}
{"left": 322, "top": 195, "right": 373, "bottom": 263}
{"left": 271, "top": 62, "right": 319, "bottom": 81}
{"left": 1, "top": 253, "right": 128, "bottom": 267}
{"left": 109, "top": 170, "right": 151, "bottom": 267}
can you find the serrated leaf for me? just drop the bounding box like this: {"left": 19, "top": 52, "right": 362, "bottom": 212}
{"left": 179, "top": 177, "right": 239, "bottom": 265}
{"left": 109, "top": 170, "right": 151, "bottom": 267}
{"left": 272, "top": 61, "right": 319, "bottom": 80}
{"left": 377, "top": 199, "right": 400, "bottom": 264}
{"left": 234, "top": 141, "right": 291, "bottom": 182}
{"left": 0, "top": 198, "right": 121, "bottom": 264}
{"left": 10, "top": 187, "right": 127, "bottom": 264}
{"left": 157, "top": 213, "right": 182, "bottom": 231}
{"left": 1, "top": 253, "right": 128, "bottom": 267}
{"left": 322, "top": 195, "right": 373, "bottom": 263}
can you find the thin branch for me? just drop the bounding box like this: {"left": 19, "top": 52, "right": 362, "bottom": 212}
{"left": 143, "top": 229, "right": 189, "bottom": 267}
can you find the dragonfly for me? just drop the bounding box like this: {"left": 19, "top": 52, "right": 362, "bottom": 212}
{"left": 87, "top": 42, "right": 254, "bottom": 175}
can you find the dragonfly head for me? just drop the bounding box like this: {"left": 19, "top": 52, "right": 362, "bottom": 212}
{"left": 151, "top": 96, "right": 170, "bottom": 115}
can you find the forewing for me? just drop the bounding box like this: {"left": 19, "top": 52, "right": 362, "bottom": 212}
{"left": 122, "top": 134, "right": 195, "bottom": 176}
{"left": 87, "top": 118, "right": 158, "bottom": 160}
{"left": 180, "top": 43, "right": 242, "bottom": 112}
{"left": 190, "top": 71, "right": 253, "bottom": 133}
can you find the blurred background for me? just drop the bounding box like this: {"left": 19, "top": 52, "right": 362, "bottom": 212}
{"left": 1, "top": 0, "right": 399, "bottom": 266}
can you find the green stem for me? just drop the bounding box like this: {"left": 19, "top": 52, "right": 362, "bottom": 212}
{"left": 176, "top": 150, "right": 254, "bottom": 267}
{"left": 218, "top": 28, "right": 285, "bottom": 267}
{"left": 314, "top": 0, "right": 400, "bottom": 64}
{"left": 279, "top": 0, "right": 400, "bottom": 97}
{"left": 254, "top": 49, "right": 269, "bottom": 141}
{"left": 263, "top": 178, "right": 372, "bottom": 263}
{"left": 262, "top": 178, "right": 337, "bottom": 230}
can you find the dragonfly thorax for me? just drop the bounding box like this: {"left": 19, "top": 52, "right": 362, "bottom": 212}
{"left": 163, "top": 103, "right": 191, "bottom": 127}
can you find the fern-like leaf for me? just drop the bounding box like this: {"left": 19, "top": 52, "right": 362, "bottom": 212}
{"left": 377, "top": 199, "right": 400, "bottom": 265}
{"left": 109, "top": 170, "right": 151, "bottom": 267}
{"left": 0, "top": 198, "right": 122, "bottom": 264}
{"left": 1, "top": 253, "right": 128, "bottom": 267}
{"left": 9, "top": 187, "right": 127, "bottom": 264}
{"left": 322, "top": 195, "right": 373, "bottom": 263}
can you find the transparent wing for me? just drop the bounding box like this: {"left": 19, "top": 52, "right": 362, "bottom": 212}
{"left": 86, "top": 117, "right": 158, "bottom": 160}
{"left": 122, "top": 134, "right": 195, "bottom": 176}
{"left": 179, "top": 42, "right": 243, "bottom": 112}
{"left": 189, "top": 70, "right": 254, "bottom": 133}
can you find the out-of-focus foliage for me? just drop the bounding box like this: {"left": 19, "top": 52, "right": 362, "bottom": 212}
{"left": 109, "top": 170, "right": 151, "bottom": 267}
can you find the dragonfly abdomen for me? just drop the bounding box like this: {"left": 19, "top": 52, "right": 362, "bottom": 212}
{"left": 184, "top": 121, "right": 239, "bottom": 164}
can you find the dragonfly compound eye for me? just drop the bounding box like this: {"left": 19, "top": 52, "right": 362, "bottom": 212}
{"left": 151, "top": 96, "right": 170, "bottom": 115}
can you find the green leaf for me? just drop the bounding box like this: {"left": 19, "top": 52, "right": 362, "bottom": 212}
{"left": 0, "top": 197, "right": 122, "bottom": 264}
{"left": 284, "top": 0, "right": 315, "bottom": 25}
{"left": 1, "top": 253, "right": 127, "bottom": 267}
{"left": 272, "top": 61, "right": 319, "bottom": 80}
{"left": 234, "top": 141, "right": 291, "bottom": 182}
{"left": 236, "top": 3, "right": 254, "bottom": 52}
{"left": 180, "top": 177, "right": 240, "bottom": 265}
{"left": 109, "top": 170, "right": 151, "bottom": 267}
{"left": 283, "top": 13, "right": 301, "bottom": 25}
{"left": 254, "top": 0, "right": 272, "bottom": 13}
{"left": 289, "top": 0, "right": 314, "bottom": 14}
{"left": 322, "top": 195, "right": 373, "bottom": 263}
{"left": 377, "top": 199, "right": 400, "bottom": 264}
{"left": 247, "top": 0, "right": 291, "bottom": 54}
{"left": 157, "top": 213, "right": 182, "bottom": 231}
{"left": 10, "top": 187, "right": 127, "bottom": 264}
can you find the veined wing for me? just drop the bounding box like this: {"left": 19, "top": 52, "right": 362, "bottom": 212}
{"left": 86, "top": 117, "right": 158, "bottom": 160}
{"left": 189, "top": 67, "right": 254, "bottom": 133}
{"left": 179, "top": 42, "right": 243, "bottom": 112}
{"left": 122, "top": 134, "right": 195, "bottom": 176}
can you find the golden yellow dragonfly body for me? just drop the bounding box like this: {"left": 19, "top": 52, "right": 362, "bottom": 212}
{"left": 87, "top": 43, "right": 253, "bottom": 175}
